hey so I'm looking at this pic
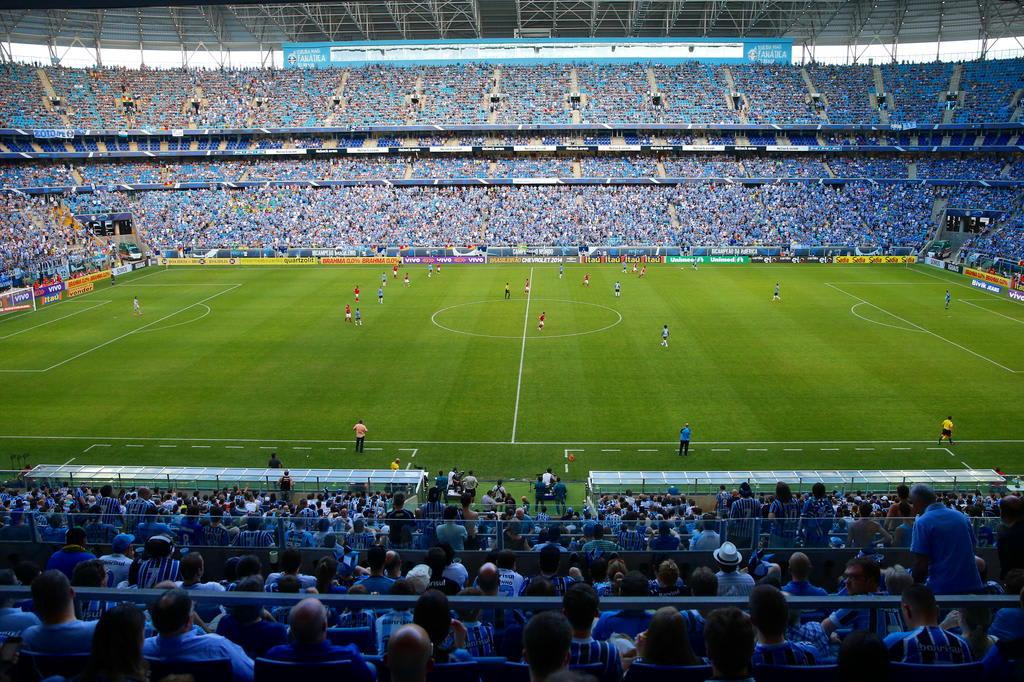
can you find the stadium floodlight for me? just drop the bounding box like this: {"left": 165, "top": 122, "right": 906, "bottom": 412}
{"left": 0, "top": 288, "right": 34, "bottom": 316}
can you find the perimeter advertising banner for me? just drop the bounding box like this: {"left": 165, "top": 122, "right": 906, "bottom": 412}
{"left": 0, "top": 289, "right": 33, "bottom": 313}
{"left": 834, "top": 256, "right": 917, "bottom": 264}
{"left": 1009, "top": 289, "right": 1024, "bottom": 302}
{"left": 66, "top": 282, "right": 94, "bottom": 298}
{"left": 666, "top": 256, "right": 750, "bottom": 264}
{"left": 66, "top": 270, "right": 111, "bottom": 287}
{"left": 401, "top": 256, "right": 487, "bottom": 264}
{"left": 320, "top": 257, "right": 401, "bottom": 265}
{"left": 488, "top": 256, "right": 576, "bottom": 263}
{"left": 581, "top": 256, "right": 665, "bottom": 264}
{"left": 964, "top": 268, "right": 1011, "bottom": 288}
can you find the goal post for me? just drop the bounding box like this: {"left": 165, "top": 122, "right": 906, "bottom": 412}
{"left": 0, "top": 288, "right": 35, "bottom": 316}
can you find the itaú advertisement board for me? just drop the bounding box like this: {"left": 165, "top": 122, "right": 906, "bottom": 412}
{"left": 283, "top": 38, "right": 793, "bottom": 69}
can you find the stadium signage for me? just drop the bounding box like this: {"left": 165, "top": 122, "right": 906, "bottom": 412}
{"left": 833, "top": 256, "right": 917, "bottom": 264}
{"left": 667, "top": 256, "right": 750, "bottom": 264}
{"left": 311, "top": 249, "right": 360, "bottom": 257}
{"left": 709, "top": 247, "right": 761, "bottom": 256}
{"left": 111, "top": 264, "right": 134, "bottom": 277}
{"left": 964, "top": 268, "right": 1011, "bottom": 288}
{"left": 3, "top": 290, "right": 33, "bottom": 312}
{"left": 944, "top": 263, "right": 963, "bottom": 274}
{"left": 923, "top": 257, "right": 946, "bottom": 270}
{"left": 66, "top": 270, "right": 111, "bottom": 287}
{"left": 971, "top": 279, "right": 1002, "bottom": 294}
{"left": 40, "top": 293, "right": 62, "bottom": 306}
{"left": 1009, "top": 289, "right": 1024, "bottom": 302}
{"left": 32, "top": 129, "right": 74, "bottom": 139}
{"left": 581, "top": 256, "right": 665, "bottom": 263}
{"left": 401, "top": 256, "right": 487, "bottom": 264}
{"left": 33, "top": 282, "right": 66, "bottom": 298}
{"left": 488, "top": 256, "right": 575, "bottom": 263}
{"left": 243, "top": 258, "right": 318, "bottom": 265}
{"left": 65, "top": 282, "right": 94, "bottom": 298}
{"left": 749, "top": 256, "right": 833, "bottom": 264}
{"left": 321, "top": 257, "right": 401, "bottom": 265}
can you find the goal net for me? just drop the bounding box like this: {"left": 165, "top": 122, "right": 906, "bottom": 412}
{"left": 0, "top": 288, "right": 35, "bottom": 316}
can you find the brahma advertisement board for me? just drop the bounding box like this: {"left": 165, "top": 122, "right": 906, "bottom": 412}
{"left": 964, "top": 268, "right": 1011, "bottom": 288}
{"left": 321, "top": 257, "right": 401, "bottom": 265}
{"left": 66, "top": 270, "right": 111, "bottom": 287}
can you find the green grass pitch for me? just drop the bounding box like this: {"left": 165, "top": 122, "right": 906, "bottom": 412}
{"left": 1, "top": 261, "right": 1022, "bottom": 495}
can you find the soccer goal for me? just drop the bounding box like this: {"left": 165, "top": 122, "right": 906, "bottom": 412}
{"left": 0, "top": 288, "right": 35, "bottom": 316}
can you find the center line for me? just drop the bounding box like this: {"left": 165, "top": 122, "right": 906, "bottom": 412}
{"left": 510, "top": 266, "right": 534, "bottom": 444}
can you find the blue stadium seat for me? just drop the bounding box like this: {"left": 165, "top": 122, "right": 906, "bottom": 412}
{"left": 327, "top": 626, "right": 375, "bottom": 653}
{"left": 254, "top": 657, "right": 355, "bottom": 680}
{"left": 428, "top": 661, "right": 481, "bottom": 682}
{"left": 570, "top": 662, "right": 607, "bottom": 681}
{"left": 623, "top": 661, "right": 713, "bottom": 682}
{"left": 18, "top": 651, "right": 90, "bottom": 681}
{"left": 754, "top": 663, "right": 840, "bottom": 681}
{"left": 888, "top": 661, "right": 985, "bottom": 681}
{"left": 146, "top": 657, "right": 233, "bottom": 682}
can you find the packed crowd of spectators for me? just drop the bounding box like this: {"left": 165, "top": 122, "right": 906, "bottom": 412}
{"left": 0, "top": 481, "right": 1020, "bottom": 680}
{"left": 0, "top": 195, "right": 94, "bottom": 275}
{"left": 2, "top": 154, "right": 1015, "bottom": 189}
{"left": 2, "top": 59, "right": 1022, "bottom": 128}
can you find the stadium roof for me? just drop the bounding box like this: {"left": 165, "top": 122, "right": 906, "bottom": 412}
{"left": 0, "top": 0, "right": 1021, "bottom": 58}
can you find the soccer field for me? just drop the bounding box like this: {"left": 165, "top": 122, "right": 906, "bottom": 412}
{"left": 1, "top": 262, "right": 1022, "bottom": 487}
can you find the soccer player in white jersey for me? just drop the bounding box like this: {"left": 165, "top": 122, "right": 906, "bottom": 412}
{"left": 133, "top": 297, "right": 142, "bottom": 316}
{"left": 773, "top": 282, "right": 781, "bottom": 302}
{"left": 614, "top": 281, "right": 621, "bottom": 298}
{"left": 660, "top": 325, "right": 669, "bottom": 348}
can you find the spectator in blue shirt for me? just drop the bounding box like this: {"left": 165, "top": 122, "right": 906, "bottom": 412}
{"left": 21, "top": 570, "right": 98, "bottom": 654}
{"left": 648, "top": 521, "right": 681, "bottom": 551}
{"left": 884, "top": 584, "right": 973, "bottom": 664}
{"left": 264, "top": 597, "right": 376, "bottom": 679}
{"left": 704, "top": 607, "right": 756, "bottom": 682}
{"left": 143, "top": 588, "right": 254, "bottom": 682}
{"left": 990, "top": 582, "right": 1024, "bottom": 641}
{"left": 563, "top": 583, "right": 623, "bottom": 680}
{"left": 524, "top": 610, "right": 573, "bottom": 682}
{"left": 0, "top": 569, "right": 39, "bottom": 638}
{"left": 781, "top": 552, "right": 828, "bottom": 597}
{"left": 413, "top": 589, "right": 473, "bottom": 663}
{"left": 631, "top": 606, "right": 702, "bottom": 667}
{"left": 265, "top": 548, "right": 316, "bottom": 592}
{"left": 909, "top": 483, "right": 983, "bottom": 594}
{"left": 592, "top": 572, "right": 653, "bottom": 640}
{"left": 749, "top": 584, "right": 818, "bottom": 666}
{"left": 357, "top": 545, "right": 396, "bottom": 594}
{"left": 822, "top": 556, "right": 898, "bottom": 640}
{"left": 38, "top": 513, "right": 68, "bottom": 543}
{"left": 216, "top": 575, "right": 288, "bottom": 659}
{"left": 44, "top": 527, "right": 97, "bottom": 580}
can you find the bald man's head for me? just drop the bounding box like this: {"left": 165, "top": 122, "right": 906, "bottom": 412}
{"left": 289, "top": 597, "right": 328, "bottom": 645}
{"left": 788, "top": 553, "right": 811, "bottom": 580}
{"left": 386, "top": 624, "right": 432, "bottom": 682}
{"left": 1002, "top": 495, "right": 1022, "bottom": 524}
{"left": 477, "top": 562, "right": 499, "bottom": 594}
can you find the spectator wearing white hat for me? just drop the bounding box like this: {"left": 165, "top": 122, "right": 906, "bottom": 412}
{"left": 714, "top": 542, "right": 755, "bottom": 596}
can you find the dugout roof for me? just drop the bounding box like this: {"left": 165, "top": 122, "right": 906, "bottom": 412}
{"left": 588, "top": 469, "right": 1004, "bottom": 493}
{"left": 24, "top": 463, "right": 424, "bottom": 494}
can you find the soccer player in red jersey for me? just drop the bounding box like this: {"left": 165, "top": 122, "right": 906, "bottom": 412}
{"left": 538, "top": 312, "right": 546, "bottom": 331}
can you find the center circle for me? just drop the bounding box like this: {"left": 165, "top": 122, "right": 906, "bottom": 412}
{"left": 431, "top": 298, "right": 623, "bottom": 340}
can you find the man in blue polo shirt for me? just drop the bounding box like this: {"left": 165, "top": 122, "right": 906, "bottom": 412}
{"left": 678, "top": 422, "right": 692, "bottom": 456}
{"left": 592, "top": 572, "right": 652, "bottom": 640}
{"left": 264, "top": 598, "right": 375, "bottom": 680}
{"left": 21, "top": 570, "right": 96, "bottom": 654}
{"left": 909, "top": 483, "right": 983, "bottom": 594}
{"left": 143, "top": 588, "right": 254, "bottom": 682}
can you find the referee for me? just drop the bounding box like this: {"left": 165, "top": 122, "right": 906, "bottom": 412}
{"left": 679, "top": 422, "right": 692, "bottom": 456}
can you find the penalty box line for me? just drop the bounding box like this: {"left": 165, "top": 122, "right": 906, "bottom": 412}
{"left": 826, "top": 282, "right": 1020, "bottom": 374}
{"left": 0, "top": 284, "right": 242, "bottom": 374}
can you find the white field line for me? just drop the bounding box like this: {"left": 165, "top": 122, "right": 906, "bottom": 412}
{"left": 14, "top": 435, "right": 1024, "bottom": 446}
{"left": 82, "top": 444, "right": 110, "bottom": 453}
{"left": 398, "top": 448, "right": 418, "bottom": 458}
{"left": 0, "top": 300, "right": 111, "bottom": 340}
{"left": 125, "top": 444, "right": 143, "bottom": 448}
{"left": 35, "top": 284, "right": 240, "bottom": 373}
{"left": 827, "top": 282, "right": 1018, "bottom": 373}
{"left": 510, "top": 266, "right": 534, "bottom": 443}
{"left": 960, "top": 299, "right": 1024, "bottom": 326}
{"left": 928, "top": 447, "right": 958, "bottom": 458}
